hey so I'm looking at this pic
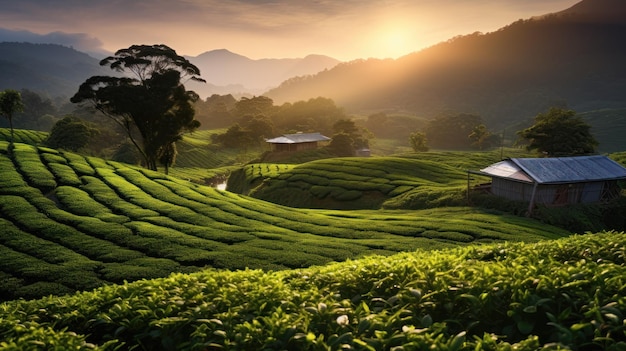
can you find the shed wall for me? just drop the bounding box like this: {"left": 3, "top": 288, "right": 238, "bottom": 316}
{"left": 491, "top": 178, "right": 534, "bottom": 202}
{"left": 491, "top": 179, "right": 612, "bottom": 205}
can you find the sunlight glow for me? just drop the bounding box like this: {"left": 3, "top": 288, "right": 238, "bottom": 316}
{"left": 372, "top": 25, "right": 415, "bottom": 59}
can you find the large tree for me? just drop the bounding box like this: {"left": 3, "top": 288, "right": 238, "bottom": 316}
{"left": 517, "top": 107, "right": 598, "bottom": 156}
{"left": 71, "top": 44, "right": 205, "bottom": 171}
{"left": 0, "top": 89, "right": 24, "bottom": 144}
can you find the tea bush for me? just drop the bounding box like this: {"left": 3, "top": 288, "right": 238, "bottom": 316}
{"left": 0, "top": 232, "right": 624, "bottom": 350}
{"left": 0, "top": 142, "right": 571, "bottom": 301}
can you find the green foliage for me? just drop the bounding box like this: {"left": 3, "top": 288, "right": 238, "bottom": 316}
{"left": 0, "top": 142, "right": 568, "bottom": 301}
{"left": 0, "top": 129, "right": 47, "bottom": 145}
{"left": 12, "top": 143, "right": 57, "bottom": 191}
{"left": 241, "top": 152, "right": 495, "bottom": 209}
{"left": 0, "top": 89, "right": 24, "bottom": 143}
{"left": 326, "top": 132, "right": 355, "bottom": 157}
{"left": 425, "top": 113, "right": 484, "bottom": 149}
{"left": 212, "top": 123, "right": 257, "bottom": 148}
{"left": 71, "top": 44, "right": 203, "bottom": 171}
{"left": 0, "top": 232, "right": 624, "bottom": 350}
{"left": 517, "top": 107, "right": 598, "bottom": 156}
{"left": 409, "top": 131, "right": 429, "bottom": 152}
{"left": 45, "top": 115, "right": 99, "bottom": 151}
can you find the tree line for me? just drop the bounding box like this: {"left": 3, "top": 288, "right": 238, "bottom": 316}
{"left": 405, "top": 107, "right": 597, "bottom": 157}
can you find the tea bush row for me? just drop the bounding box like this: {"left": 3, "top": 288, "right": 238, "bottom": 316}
{"left": 243, "top": 156, "right": 471, "bottom": 209}
{"left": 0, "top": 142, "right": 570, "bottom": 300}
{"left": 0, "top": 232, "right": 624, "bottom": 350}
{"left": 0, "top": 129, "right": 47, "bottom": 145}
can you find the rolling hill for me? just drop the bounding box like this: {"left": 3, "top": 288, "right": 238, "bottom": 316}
{"left": 229, "top": 150, "right": 533, "bottom": 210}
{"left": 265, "top": 0, "right": 626, "bottom": 131}
{"left": 0, "top": 129, "right": 570, "bottom": 301}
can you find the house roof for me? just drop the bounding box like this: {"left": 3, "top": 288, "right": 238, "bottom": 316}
{"left": 265, "top": 132, "right": 331, "bottom": 144}
{"left": 479, "top": 155, "right": 626, "bottom": 184}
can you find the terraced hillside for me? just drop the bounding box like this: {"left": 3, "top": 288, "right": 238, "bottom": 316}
{"left": 0, "top": 129, "right": 47, "bottom": 145}
{"left": 0, "top": 140, "right": 569, "bottom": 301}
{"left": 229, "top": 149, "right": 533, "bottom": 209}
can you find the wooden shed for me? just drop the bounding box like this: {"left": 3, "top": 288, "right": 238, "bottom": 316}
{"left": 265, "top": 132, "right": 331, "bottom": 152}
{"left": 469, "top": 155, "right": 626, "bottom": 214}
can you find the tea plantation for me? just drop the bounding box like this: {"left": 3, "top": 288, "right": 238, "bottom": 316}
{"left": 227, "top": 149, "right": 533, "bottom": 209}
{"left": 0, "top": 136, "right": 571, "bottom": 301}
{"left": 1, "top": 231, "right": 624, "bottom": 350}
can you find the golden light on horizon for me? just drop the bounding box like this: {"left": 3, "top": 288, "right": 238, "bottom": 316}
{"left": 367, "top": 17, "right": 416, "bottom": 59}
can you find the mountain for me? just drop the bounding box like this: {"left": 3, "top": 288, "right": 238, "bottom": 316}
{"left": 0, "top": 43, "right": 340, "bottom": 100}
{"left": 184, "top": 49, "right": 341, "bottom": 97}
{"left": 265, "top": 0, "right": 626, "bottom": 129}
{"left": 0, "top": 42, "right": 111, "bottom": 99}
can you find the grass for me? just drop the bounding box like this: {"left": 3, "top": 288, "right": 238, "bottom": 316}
{"left": 0, "top": 231, "right": 624, "bottom": 350}
{"left": 0, "top": 140, "right": 571, "bottom": 301}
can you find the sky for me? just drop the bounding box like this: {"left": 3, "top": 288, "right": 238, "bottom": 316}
{"left": 0, "top": 0, "right": 581, "bottom": 61}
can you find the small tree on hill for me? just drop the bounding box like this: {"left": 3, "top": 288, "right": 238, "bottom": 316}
{"left": 45, "top": 115, "right": 99, "bottom": 152}
{"left": 327, "top": 132, "right": 354, "bottom": 156}
{"left": 0, "top": 89, "right": 24, "bottom": 145}
{"left": 517, "top": 107, "right": 598, "bottom": 156}
{"left": 409, "top": 131, "right": 429, "bottom": 152}
{"left": 331, "top": 119, "right": 371, "bottom": 154}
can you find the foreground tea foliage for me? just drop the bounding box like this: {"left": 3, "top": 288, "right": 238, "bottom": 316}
{"left": 1, "top": 232, "right": 624, "bottom": 350}
{"left": 0, "top": 141, "right": 568, "bottom": 301}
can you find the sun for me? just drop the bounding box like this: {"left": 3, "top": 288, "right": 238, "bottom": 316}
{"left": 375, "top": 26, "right": 414, "bottom": 59}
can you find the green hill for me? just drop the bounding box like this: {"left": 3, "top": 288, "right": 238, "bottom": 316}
{"left": 0, "top": 139, "right": 570, "bottom": 301}
{"left": 228, "top": 149, "right": 533, "bottom": 210}
{"left": 0, "top": 231, "right": 624, "bottom": 350}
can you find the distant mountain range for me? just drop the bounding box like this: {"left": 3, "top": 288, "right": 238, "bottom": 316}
{"left": 184, "top": 49, "right": 341, "bottom": 97}
{"left": 0, "top": 42, "right": 112, "bottom": 100}
{"left": 0, "top": 43, "right": 340, "bottom": 99}
{"left": 266, "top": 0, "right": 626, "bottom": 128}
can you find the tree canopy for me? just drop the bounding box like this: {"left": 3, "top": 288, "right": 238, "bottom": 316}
{"left": 517, "top": 107, "right": 598, "bottom": 156}
{"left": 71, "top": 44, "right": 204, "bottom": 171}
{"left": 0, "top": 89, "right": 24, "bottom": 144}
{"left": 409, "top": 131, "right": 429, "bottom": 152}
{"left": 425, "top": 113, "right": 484, "bottom": 149}
{"left": 45, "top": 115, "right": 99, "bottom": 152}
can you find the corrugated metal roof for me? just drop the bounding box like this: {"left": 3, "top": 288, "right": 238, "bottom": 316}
{"left": 266, "top": 132, "right": 330, "bottom": 144}
{"left": 480, "top": 155, "right": 626, "bottom": 184}
{"left": 480, "top": 160, "right": 533, "bottom": 182}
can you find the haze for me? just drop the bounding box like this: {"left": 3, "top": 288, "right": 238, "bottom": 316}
{"left": 0, "top": 0, "right": 579, "bottom": 60}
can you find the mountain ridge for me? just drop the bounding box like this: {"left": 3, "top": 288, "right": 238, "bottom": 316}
{"left": 264, "top": 0, "right": 626, "bottom": 128}
{"left": 0, "top": 43, "right": 341, "bottom": 99}
{"left": 184, "top": 49, "right": 341, "bottom": 97}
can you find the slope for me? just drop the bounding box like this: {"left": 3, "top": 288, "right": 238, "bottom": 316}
{"left": 0, "top": 135, "right": 569, "bottom": 301}
{"left": 229, "top": 149, "right": 533, "bottom": 210}
{"left": 0, "top": 42, "right": 111, "bottom": 98}
{"left": 265, "top": 0, "right": 626, "bottom": 131}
